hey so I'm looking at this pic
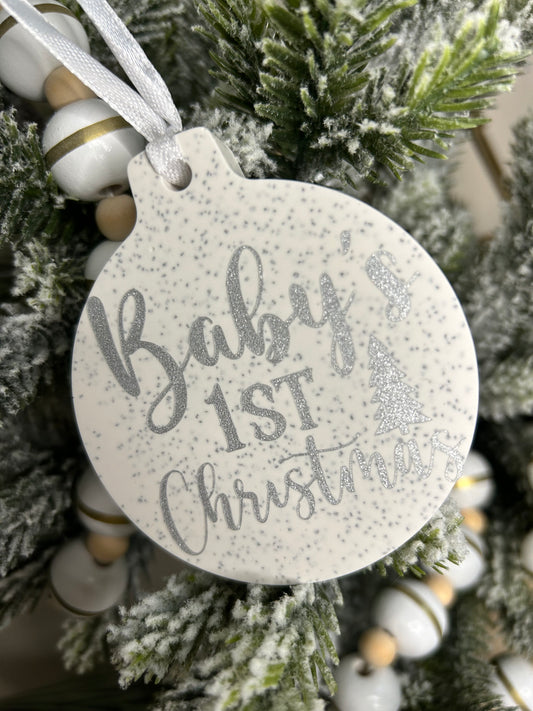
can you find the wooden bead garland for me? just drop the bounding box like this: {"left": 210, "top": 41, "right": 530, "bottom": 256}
{"left": 334, "top": 449, "right": 495, "bottom": 711}
{"left": 0, "top": 0, "right": 143, "bottom": 614}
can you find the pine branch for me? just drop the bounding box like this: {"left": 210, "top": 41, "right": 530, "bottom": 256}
{"left": 0, "top": 546, "right": 56, "bottom": 630}
{"left": 375, "top": 499, "right": 466, "bottom": 577}
{"left": 58, "top": 536, "right": 155, "bottom": 674}
{"left": 464, "top": 114, "right": 533, "bottom": 419}
{"left": 479, "top": 514, "right": 533, "bottom": 658}
{"left": 197, "top": 0, "right": 528, "bottom": 184}
{"left": 0, "top": 455, "right": 76, "bottom": 577}
{"left": 59, "top": 610, "right": 120, "bottom": 675}
{"left": 109, "top": 572, "right": 341, "bottom": 711}
{"left": 480, "top": 354, "right": 533, "bottom": 421}
{"left": 0, "top": 111, "right": 64, "bottom": 249}
{"left": 0, "top": 110, "right": 94, "bottom": 417}
{"left": 373, "top": 160, "right": 477, "bottom": 289}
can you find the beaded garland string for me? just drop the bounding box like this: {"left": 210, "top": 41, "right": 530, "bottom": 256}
{"left": 0, "top": 0, "right": 158, "bottom": 613}
{"left": 332, "top": 449, "right": 533, "bottom": 711}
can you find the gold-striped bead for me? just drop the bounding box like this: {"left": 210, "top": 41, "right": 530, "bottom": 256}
{"left": 45, "top": 115, "right": 130, "bottom": 168}
{"left": 0, "top": 3, "right": 76, "bottom": 40}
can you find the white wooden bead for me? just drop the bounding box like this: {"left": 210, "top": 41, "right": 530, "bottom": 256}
{"left": 49, "top": 537, "right": 128, "bottom": 615}
{"left": 444, "top": 528, "right": 485, "bottom": 591}
{"left": 333, "top": 654, "right": 401, "bottom": 711}
{"left": 520, "top": 530, "right": 533, "bottom": 575}
{"left": 491, "top": 654, "right": 533, "bottom": 710}
{"left": 451, "top": 450, "right": 494, "bottom": 509}
{"left": 0, "top": 0, "right": 89, "bottom": 101}
{"left": 76, "top": 466, "right": 135, "bottom": 537}
{"left": 42, "top": 98, "right": 145, "bottom": 200}
{"left": 84, "top": 240, "right": 120, "bottom": 281}
{"left": 373, "top": 579, "right": 448, "bottom": 659}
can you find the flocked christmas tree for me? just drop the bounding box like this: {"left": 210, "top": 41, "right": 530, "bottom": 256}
{"left": 1, "top": 0, "right": 533, "bottom": 709}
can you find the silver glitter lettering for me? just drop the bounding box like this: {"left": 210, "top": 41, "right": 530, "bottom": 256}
{"left": 365, "top": 249, "right": 418, "bottom": 322}
{"left": 271, "top": 367, "right": 318, "bottom": 430}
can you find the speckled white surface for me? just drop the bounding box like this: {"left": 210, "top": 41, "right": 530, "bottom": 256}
{"left": 72, "top": 128, "right": 478, "bottom": 584}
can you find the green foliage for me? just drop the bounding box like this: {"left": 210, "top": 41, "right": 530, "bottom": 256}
{"left": 109, "top": 571, "right": 341, "bottom": 710}
{"left": 197, "top": 0, "right": 528, "bottom": 184}
{"left": 479, "top": 515, "right": 533, "bottom": 657}
{"left": 373, "top": 160, "right": 477, "bottom": 291}
{"left": 464, "top": 113, "right": 533, "bottom": 420}
{"left": 0, "top": 111, "right": 63, "bottom": 250}
{"left": 0, "top": 110, "right": 94, "bottom": 418}
{"left": 0, "top": 454, "right": 76, "bottom": 577}
{"left": 0, "top": 546, "right": 56, "bottom": 631}
{"left": 59, "top": 610, "right": 120, "bottom": 675}
{"left": 376, "top": 499, "right": 466, "bottom": 577}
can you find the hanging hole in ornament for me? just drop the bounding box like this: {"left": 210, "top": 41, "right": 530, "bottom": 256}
{"left": 163, "top": 161, "right": 192, "bottom": 192}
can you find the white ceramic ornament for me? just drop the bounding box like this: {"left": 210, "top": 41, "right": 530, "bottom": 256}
{"left": 451, "top": 450, "right": 494, "bottom": 509}
{"left": 491, "top": 654, "right": 533, "bottom": 710}
{"left": 42, "top": 98, "right": 145, "bottom": 201}
{"left": 372, "top": 579, "right": 449, "bottom": 659}
{"left": 0, "top": 0, "right": 89, "bottom": 101}
{"left": 333, "top": 654, "right": 401, "bottom": 711}
{"left": 521, "top": 530, "right": 533, "bottom": 575}
{"left": 85, "top": 240, "right": 121, "bottom": 281}
{"left": 49, "top": 537, "right": 128, "bottom": 615}
{"left": 76, "top": 466, "right": 135, "bottom": 537}
{"left": 72, "top": 128, "right": 479, "bottom": 585}
{"left": 444, "top": 528, "right": 485, "bottom": 591}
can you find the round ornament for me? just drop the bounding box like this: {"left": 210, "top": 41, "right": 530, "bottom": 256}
{"left": 372, "top": 579, "right": 448, "bottom": 659}
{"left": 49, "top": 537, "right": 128, "bottom": 615}
{"left": 491, "top": 654, "right": 533, "bottom": 710}
{"left": 72, "top": 128, "right": 479, "bottom": 585}
{"left": 333, "top": 654, "right": 401, "bottom": 711}
{"left": 451, "top": 450, "right": 493, "bottom": 509}
{"left": 0, "top": 0, "right": 89, "bottom": 101}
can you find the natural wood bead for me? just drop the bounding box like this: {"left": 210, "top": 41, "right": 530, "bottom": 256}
{"left": 44, "top": 66, "right": 96, "bottom": 110}
{"left": 425, "top": 574, "right": 456, "bottom": 607}
{"left": 358, "top": 627, "right": 398, "bottom": 668}
{"left": 85, "top": 532, "right": 130, "bottom": 564}
{"left": 95, "top": 194, "right": 137, "bottom": 241}
{"left": 461, "top": 507, "right": 488, "bottom": 534}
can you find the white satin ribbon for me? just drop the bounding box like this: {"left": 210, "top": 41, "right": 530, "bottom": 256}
{"left": 0, "top": 0, "right": 189, "bottom": 186}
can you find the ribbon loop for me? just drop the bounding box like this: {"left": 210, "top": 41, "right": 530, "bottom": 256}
{"left": 0, "top": 0, "right": 186, "bottom": 184}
